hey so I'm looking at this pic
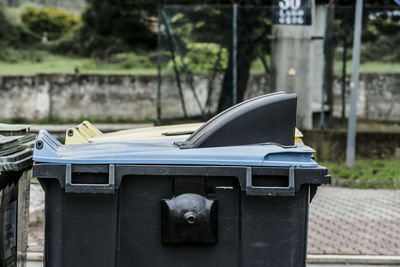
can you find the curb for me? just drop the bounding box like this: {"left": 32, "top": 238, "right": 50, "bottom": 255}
{"left": 307, "top": 254, "right": 400, "bottom": 265}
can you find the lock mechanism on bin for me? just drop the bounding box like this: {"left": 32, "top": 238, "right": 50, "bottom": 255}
{"left": 161, "top": 177, "right": 217, "bottom": 245}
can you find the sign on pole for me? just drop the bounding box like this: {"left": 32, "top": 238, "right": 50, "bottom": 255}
{"left": 273, "top": 0, "right": 312, "bottom": 25}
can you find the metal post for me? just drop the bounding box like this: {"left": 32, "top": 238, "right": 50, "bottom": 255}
{"left": 320, "top": 5, "right": 330, "bottom": 130}
{"left": 156, "top": 8, "right": 162, "bottom": 122}
{"left": 341, "top": 36, "right": 347, "bottom": 119}
{"left": 341, "top": 8, "right": 349, "bottom": 120}
{"left": 346, "top": 0, "right": 363, "bottom": 167}
{"left": 232, "top": 4, "right": 238, "bottom": 106}
{"left": 161, "top": 10, "right": 205, "bottom": 119}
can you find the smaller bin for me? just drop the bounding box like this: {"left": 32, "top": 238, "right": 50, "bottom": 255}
{"left": 0, "top": 124, "right": 34, "bottom": 267}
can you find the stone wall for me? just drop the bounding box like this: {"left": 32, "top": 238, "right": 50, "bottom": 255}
{"left": 0, "top": 73, "right": 399, "bottom": 123}
{"left": 0, "top": 74, "right": 270, "bottom": 122}
{"left": 302, "top": 129, "right": 400, "bottom": 161}
{"left": 332, "top": 73, "right": 400, "bottom": 122}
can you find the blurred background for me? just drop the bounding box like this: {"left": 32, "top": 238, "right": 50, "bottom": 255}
{"left": 0, "top": 0, "right": 400, "bottom": 266}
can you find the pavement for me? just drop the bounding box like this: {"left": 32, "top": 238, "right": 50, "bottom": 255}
{"left": 26, "top": 184, "right": 400, "bottom": 265}
{"left": 308, "top": 186, "right": 400, "bottom": 256}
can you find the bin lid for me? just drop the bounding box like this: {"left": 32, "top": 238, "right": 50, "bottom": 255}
{"left": 0, "top": 124, "right": 30, "bottom": 136}
{"left": 0, "top": 135, "right": 36, "bottom": 151}
{"left": 33, "top": 129, "right": 316, "bottom": 167}
{"left": 33, "top": 93, "right": 316, "bottom": 167}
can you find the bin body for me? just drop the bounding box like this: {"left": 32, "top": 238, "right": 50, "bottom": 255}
{"left": 35, "top": 163, "right": 329, "bottom": 267}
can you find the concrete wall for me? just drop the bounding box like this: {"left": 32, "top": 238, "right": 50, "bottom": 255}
{"left": 0, "top": 74, "right": 270, "bottom": 122}
{"left": 332, "top": 73, "right": 400, "bottom": 122}
{"left": 302, "top": 129, "right": 400, "bottom": 161}
{"left": 0, "top": 73, "right": 399, "bottom": 123}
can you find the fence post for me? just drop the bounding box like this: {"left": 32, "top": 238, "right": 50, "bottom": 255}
{"left": 232, "top": 4, "right": 238, "bottom": 106}
{"left": 157, "top": 7, "right": 162, "bottom": 123}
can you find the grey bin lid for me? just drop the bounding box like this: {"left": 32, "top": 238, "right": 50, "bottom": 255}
{"left": 0, "top": 134, "right": 36, "bottom": 151}
{"left": 0, "top": 148, "right": 33, "bottom": 164}
{"left": 0, "top": 124, "right": 30, "bottom": 136}
{"left": 179, "top": 92, "right": 297, "bottom": 148}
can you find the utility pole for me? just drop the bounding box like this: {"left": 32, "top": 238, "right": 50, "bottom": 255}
{"left": 346, "top": 0, "right": 363, "bottom": 167}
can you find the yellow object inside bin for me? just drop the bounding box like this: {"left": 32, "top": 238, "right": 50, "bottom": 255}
{"left": 65, "top": 121, "right": 304, "bottom": 145}
{"left": 65, "top": 121, "right": 202, "bottom": 145}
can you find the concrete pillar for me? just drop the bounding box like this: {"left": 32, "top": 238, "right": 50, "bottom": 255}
{"left": 271, "top": 2, "right": 328, "bottom": 129}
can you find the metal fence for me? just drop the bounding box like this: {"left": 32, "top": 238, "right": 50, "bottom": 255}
{"left": 157, "top": 5, "right": 274, "bottom": 121}
{"left": 332, "top": 5, "right": 400, "bottom": 120}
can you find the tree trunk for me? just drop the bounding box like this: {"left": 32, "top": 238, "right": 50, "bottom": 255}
{"left": 217, "top": 28, "right": 255, "bottom": 112}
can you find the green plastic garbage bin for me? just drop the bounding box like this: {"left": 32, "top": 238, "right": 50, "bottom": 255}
{"left": 0, "top": 124, "right": 34, "bottom": 267}
{"left": 33, "top": 92, "right": 330, "bottom": 267}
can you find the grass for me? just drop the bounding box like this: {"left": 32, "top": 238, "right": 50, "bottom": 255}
{"left": 321, "top": 158, "right": 400, "bottom": 189}
{"left": 333, "top": 60, "right": 400, "bottom": 75}
{"left": 0, "top": 51, "right": 157, "bottom": 76}
{"left": 1, "top": 48, "right": 400, "bottom": 76}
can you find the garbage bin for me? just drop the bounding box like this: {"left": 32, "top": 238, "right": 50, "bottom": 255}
{"left": 33, "top": 92, "right": 330, "bottom": 267}
{"left": 0, "top": 124, "right": 34, "bottom": 267}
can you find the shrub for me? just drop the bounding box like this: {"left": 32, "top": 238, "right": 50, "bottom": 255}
{"left": 21, "top": 6, "right": 81, "bottom": 40}
{"left": 167, "top": 42, "right": 228, "bottom": 73}
{"left": 52, "top": 29, "right": 129, "bottom": 57}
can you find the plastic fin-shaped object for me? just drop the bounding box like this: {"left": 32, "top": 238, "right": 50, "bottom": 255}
{"left": 179, "top": 92, "right": 297, "bottom": 148}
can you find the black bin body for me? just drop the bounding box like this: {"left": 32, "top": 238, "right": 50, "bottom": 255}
{"left": 35, "top": 164, "right": 329, "bottom": 267}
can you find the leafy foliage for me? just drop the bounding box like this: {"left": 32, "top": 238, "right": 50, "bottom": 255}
{"left": 167, "top": 43, "right": 228, "bottom": 72}
{"left": 54, "top": 0, "right": 157, "bottom": 56}
{"left": 21, "top": 6, "right": 81, "bottom": 40}
{"left": 0, "top": 3, "right": 40, "bottom": 61}
{"left": 334, "top": 5, "right": 400, "bottom": 63}
{"left": 321, "top": 159, "right": 400, "bottom": 189}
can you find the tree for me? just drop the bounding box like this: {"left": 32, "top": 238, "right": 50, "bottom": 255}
{"left": 76, "top": 0, "right": 158, "bottom": 56}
